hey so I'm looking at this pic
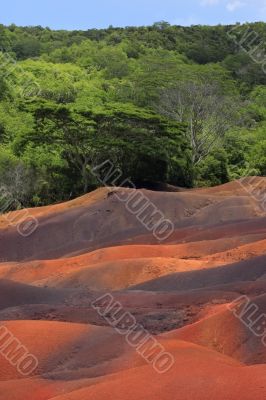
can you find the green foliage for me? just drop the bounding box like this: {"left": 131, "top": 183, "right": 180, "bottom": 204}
{"left": 195, "top": 149, "right": 229, "bottom": 187}
{"left": 13, "top": 37, "right": 41, "bottom": 59}
{"left": 250, "top": 140, "right": 266, "bottom": 175}
{"left": 0, "top": 22, "right": 265, "bottom": 206}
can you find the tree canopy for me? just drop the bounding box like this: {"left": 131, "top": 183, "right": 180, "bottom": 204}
{"left": 0, "top": 22, "right": 265, "bottom": 206}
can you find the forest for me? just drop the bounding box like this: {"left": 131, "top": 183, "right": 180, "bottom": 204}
{"left": 0, "top": 21, "right": 266, "bottom": 206}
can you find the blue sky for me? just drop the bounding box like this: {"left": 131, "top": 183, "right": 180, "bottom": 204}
{"left": 1, "top": 0, "right": 265, "bottom": 29}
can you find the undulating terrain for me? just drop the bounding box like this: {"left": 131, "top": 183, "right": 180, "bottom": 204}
{"left": 0, "top": 177, "right": 265, "bottom": 399}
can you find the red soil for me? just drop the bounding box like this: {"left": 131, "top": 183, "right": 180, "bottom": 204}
{"left": 47, "top": 341, "right": 266, "bottom": 400}
{"left": 0, "top": 179, "right": 265, "bottom": 399}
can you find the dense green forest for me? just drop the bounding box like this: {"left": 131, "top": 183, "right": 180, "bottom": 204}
{"left": 0, "top": 21, "right": 266, "bottom": 206}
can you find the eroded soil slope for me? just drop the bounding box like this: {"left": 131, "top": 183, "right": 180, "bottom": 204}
{"left": 0, "top": 178, "right": 265, "bottom": 400}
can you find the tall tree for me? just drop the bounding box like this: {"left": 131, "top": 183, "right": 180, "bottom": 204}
{"left": 157, "top": 81, "right": 237, "bottom": 165}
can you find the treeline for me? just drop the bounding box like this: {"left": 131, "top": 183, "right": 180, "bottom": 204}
{"left": 0, "top": 22, "right": 265, "bottom": 206}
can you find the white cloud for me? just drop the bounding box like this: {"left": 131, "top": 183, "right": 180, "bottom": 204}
{"left": 226, "top": 0, "right": 245, "bottom": 11}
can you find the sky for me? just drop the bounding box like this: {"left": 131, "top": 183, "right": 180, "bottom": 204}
{"left": 0, "top": 0, "right": 266, "bottom": 30}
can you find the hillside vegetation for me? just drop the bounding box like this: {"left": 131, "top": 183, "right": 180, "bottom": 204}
{"left": 0, "top": 22, "right": 265, "bottom": 206}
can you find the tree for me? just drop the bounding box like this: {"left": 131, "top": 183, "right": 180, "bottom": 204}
{"left": 153, "top": 21, "right": 171, "bottom": 31}
{"left": 0, "top": 147, "right": 36, "bottom": 207}
{"left": 13, "top": 37, "right": 41, "bottom": 59}
{"left": 249, "top": 140, "right": 266, "bottom": 176}
{"left": 222, "top": 52, "right": 266, "bottom": 89}
{"left": 157, "top": 81, "right": 237, "bottom": 165}
{"left": 195, "top": 149, "right": 229, "bottom": 187}
{"left": 19, "top": 100, "right": 192, "bottom": 196}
